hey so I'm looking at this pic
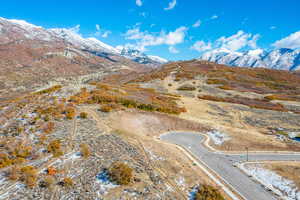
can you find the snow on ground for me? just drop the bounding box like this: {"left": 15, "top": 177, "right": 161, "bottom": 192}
{"left": 188, "top": 185, "right": 198, "bottom": 200}
{"left": 175, "top": 176, "right": 186, "bottom": 187}
{"left": 145, "top": 148, "right": 165, "bottom": 161}
{"left": 207, "top": 130, "right": 230, "bottom": 145}
{"left": 239, "top": 164, "right": 300, "bottom": 200}
{"left": 95, "top": 171, "right": 117, "bottom": 196}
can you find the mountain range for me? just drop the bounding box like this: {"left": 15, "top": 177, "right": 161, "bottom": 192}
{"left": 0, "top": 17, "right": 167, "bottom": 66}
{"left": 199, "top": 48, "right": 300, "bottom": 71}
{"left": 0, "top": 17, "right": 168, "bottom": 99}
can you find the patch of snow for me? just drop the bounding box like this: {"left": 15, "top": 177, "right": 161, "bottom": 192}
{"left": 288, "top": 132, "right": 300, "bottom": 139}
{"left": 240, "top": 164, "right": 300, "bottom": 200}
{"left": 207, "top": 130, "right": 230, "bottom": 145}
{"left": 145, "top": 148, "right": 165, "bottom": 161}
{"left": 148, "top": 55, "right": 168, "bottom": 63}
{"left": 95, "top": 171, "right": 118, "bottom": 195}
{"left": 188, "top": 185, "right": 199, "bottom": 200}
{"left": 175, "top": 176, "right": 186, "bottom": 187}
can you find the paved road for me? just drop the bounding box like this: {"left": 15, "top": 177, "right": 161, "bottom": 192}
{"left": 160, "top": 132, "right": 300, "bottom": 200}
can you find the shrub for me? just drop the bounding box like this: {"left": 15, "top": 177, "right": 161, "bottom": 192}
{"left": 43, "top": 122, "right": 55, "bottom": 134}
{"left": 177, "top": 84, "right": 196, "bottom": 91}
{"left": 108, "top": 162, "right": 133, "bottom": 185}
{"left": 63, "top": 177, "right": 74, "bottom": 187}
{"left": 264, "top": 94, "right": 300, "bottom": 102}
{"left": 34, "top": 85, "right": 62, "bottom": 95}
{"left": 100, "top": 104, "right": 113, "bottom": 112}
{"left": 79, "top": 112, "right": 88, "bottom": 119}
{"left": 195, "top": 185, "right": 225, "bottom": 200}
{"left": 47, "top": 166, "right": 57, "bottom": 176}
{"left": 206, "top": 79, "right": 228, "bottom": 85}
{"left": 47, "top": 140, "right": 63, "bottom": 157}
{"left": 65, "top": 107, "right": 76, "bottom": 120}
{"left": 40, "top": 175, "right": 55, "bottom": 189}
{"left": 218, "top": 85, "right": 233, "bottom": 90}
{"left": 20, "top": 166, "right": 38, "bottom": 188}
{"left": 8, "top": 165, "right": 21, "bottom": 181}
{"left": 80, "top": 144, "right": 91, "bottom": 158}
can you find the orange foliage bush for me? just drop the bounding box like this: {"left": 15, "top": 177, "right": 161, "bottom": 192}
{"left": 47, "top": 166, "right": 57, "bottom": 175}
{"left": 47, "top": 140, "right": 63, "bottom": 157}
{"left": 20, "top": 165, "right": 38, "bottom": 188}
{"left": 108, "top": 162, "right": 133, "bottom": 185}
{"left": 65, "top": 107, "right": 76, "bottom": 120}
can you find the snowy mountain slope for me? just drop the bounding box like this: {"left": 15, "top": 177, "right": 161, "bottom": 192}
{"left": 0, "top": 17, "right": 166, "bottom": 66}
{"left": 49, "top": 28, "right": 119, "bottom": 54}
{"left": 199, "top": 48, "right": 300, "bottom": 71}
{"left": 119, "top": 47, "right": 168, "bottom": 65}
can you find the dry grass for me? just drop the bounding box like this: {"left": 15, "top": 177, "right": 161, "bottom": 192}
{"left": 198, "top": 95, "right": 287, "bottom": 112}
{"left": 264, "top": 162, "right": 300, "bottom": 189}
{"left": 132, "top": 60, "right": 300, "bottom": 99}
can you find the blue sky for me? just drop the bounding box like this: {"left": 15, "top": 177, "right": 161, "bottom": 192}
{"left": 1, "top": 0, "right": 300, "bottom": 60}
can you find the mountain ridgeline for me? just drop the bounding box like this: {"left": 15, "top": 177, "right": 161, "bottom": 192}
{"left": 199, "top": 48, "right": 300, "bottom": 71}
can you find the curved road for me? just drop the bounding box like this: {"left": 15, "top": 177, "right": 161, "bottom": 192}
{"left": 160, "top": 132, "right": 300, "bottom": 200}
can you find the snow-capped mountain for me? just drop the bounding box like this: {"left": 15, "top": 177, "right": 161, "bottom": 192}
{"left": 49, "top": 28, "right": 119, "bottom": 54}
{"left": 199, "top": 48, "right": 300, "bottom": 71}
{"left": 0, "top": 17, "right": 166, "bottom": 66}
{"left": 119, "top": 48, "right": 168, "bottom": 65}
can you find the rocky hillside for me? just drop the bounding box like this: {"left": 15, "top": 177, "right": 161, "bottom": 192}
{"left": 0, "top": 17, "right": 163, "bottom": 99}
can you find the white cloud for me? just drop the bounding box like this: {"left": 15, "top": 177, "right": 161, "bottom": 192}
{"left": 164, "top": 0, "right": 177, "bottom": 10}
{"left": 94, "top": 24, "right": 112, "bottom": 38}
{"left": 102, "top": 31, "right": 112, "bottom": 38}
{"left": 191, "top": 41, "right": 212, "bottom": 52}
{"left": 210, "top": 15, "right": 218, "bottom": 20}
{"left": 216, "top": 30, "right": 259, "bottom": 51}
{"left": 96, "top": 24, "right": 100, "bottom": 31}
{"left": 270, "top": 26, "right": 277, "bottom": 30}
{"left": 124, "top": 26, "right": 188, "bottom": 51}
{"left": 193, "top": 20, "right": 202, "bottom": 28}
{"left": 191, "top": 30, "right": 260, "bottom": 53}
{"left": 69, "top": 25, "right": 80, "bottom": 33}
{"left": 136, "top": 0, "right": 142, "bottom": 6}
{"left": 169, "top": 46, "right": 179, "bottom": 54}
{"left": 272, "top": 31, "right": 300, "bottom": 49}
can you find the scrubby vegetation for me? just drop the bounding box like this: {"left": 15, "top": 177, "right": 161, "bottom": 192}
{"left": 79, "top": 112, "right": 88, "bottom": 119}
{"left": 20, "top": 165, "right": 38, "bottom": 188}
{"left": 47, "top": 140, "right": 64, "bottom": 157}
{"left": 34, "top": 85, "right": 62, "bottom": 95}
{"left": 69, "top": 83, "right": 186, "bottom": 115}
{"left": 80, "top": 143, "right": 91, "bottom": 158}
{"left": 195, "top": 185, "right": 225, "bottom": 200}
{"left": 108, "top": 162, "right": 133, "bottom": 185}
{"left": 198, "top": 95, "right": 288, "bottom": 112}
{"left": 264, "top": 94, "right": 300, "bottom": 102}
{"left": 177, "top": 84, "right": 196, "bottom": 91}
{"left": 62, "top": 177, "right": 74, "bottom": 187}
{"left": 133, "top": 61, "right": 300, "bottom": 100}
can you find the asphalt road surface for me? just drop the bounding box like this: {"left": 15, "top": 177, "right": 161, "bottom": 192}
{"left": 160, "top": 132, "right": 300, "bottom": 200}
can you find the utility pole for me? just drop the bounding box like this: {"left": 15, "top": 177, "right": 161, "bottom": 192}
{"left": 246, "top": 147, "right": 249, "bottom": 162}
